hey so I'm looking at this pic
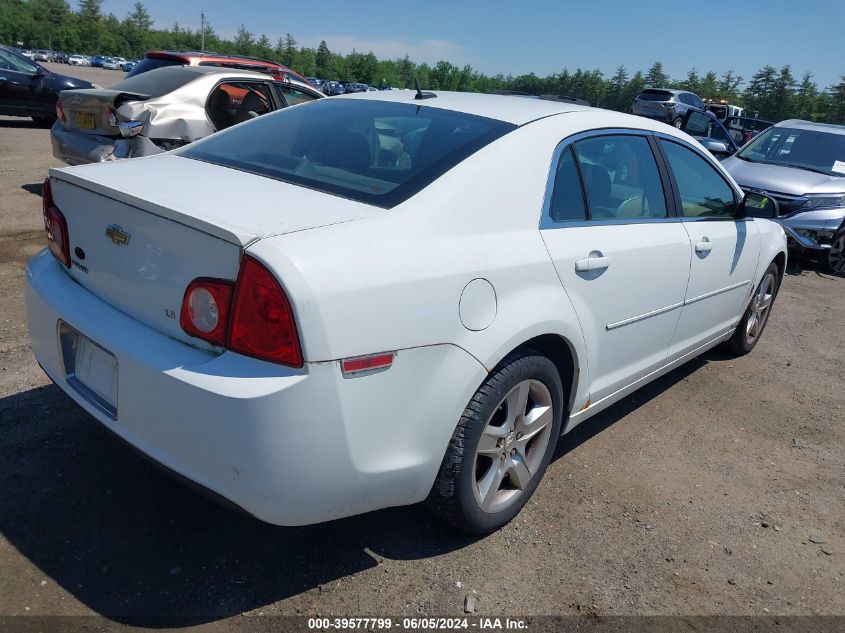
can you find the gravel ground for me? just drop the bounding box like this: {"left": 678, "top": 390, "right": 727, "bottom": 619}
{"left": 0, "top": 64, "right": 843, "bottom": 628}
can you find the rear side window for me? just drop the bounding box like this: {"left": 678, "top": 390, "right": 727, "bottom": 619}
{"left": 206, "top": 82, "right": 273, "bottom": 132}
{"left": 573, "top": 135, "right": 668, "bottom": 220}
{"left": 181, "top": 99, "right": 515, "bottom": 208}
{"left": 125, "top": 56, "right": 183, "bottom": 78}
{"left": 660, "top": 140, "right": 737, "bottom": 218}
{"left": 548, "top": 148, "right": 587, "bottom": 222}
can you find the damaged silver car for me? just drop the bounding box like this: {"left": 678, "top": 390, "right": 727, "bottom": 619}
{"left": 51, "top": 66, "right": 323, "bottom": 165}
{"left": 723, "top": 120, "right": 845, "bottom": 273}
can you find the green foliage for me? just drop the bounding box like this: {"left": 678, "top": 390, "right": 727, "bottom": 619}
{"left": 1, "top": 0, "right": 843, "bottom": 122}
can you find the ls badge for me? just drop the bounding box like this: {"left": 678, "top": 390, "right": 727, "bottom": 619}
{"left": 105, "top": 224, "right": 131, "bottom": 246}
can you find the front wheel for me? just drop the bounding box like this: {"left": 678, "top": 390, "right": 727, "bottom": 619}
{"left": 427, "top": 350, "right": 564, "bottom": 533}
{"left": 726, "top": 262, "right": 780, "bottom": 355}
{"left": 672, "top": 117, "right": 683, "bottom": 128}
{"left": 828, "top": 231, "right": 844, "bottom": 275}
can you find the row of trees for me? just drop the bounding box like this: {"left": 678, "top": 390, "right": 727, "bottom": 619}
{"left": 2, "top": 0, "right": 845, "bottom": 123}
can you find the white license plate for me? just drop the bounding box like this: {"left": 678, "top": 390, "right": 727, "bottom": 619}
{"left": 59, "top": 322, "right": 118, "bottom": 418}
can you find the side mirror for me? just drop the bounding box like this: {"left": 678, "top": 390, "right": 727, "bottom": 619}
{"left": 701, "top": 139, "right": 729, "bottom": 154}
{"left": 739, "top": 191, "right": 779, "bottom": 219}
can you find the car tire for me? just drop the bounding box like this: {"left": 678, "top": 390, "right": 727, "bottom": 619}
{"left": 726, "top": 262, "right": 780, "bottom": 355}
{"left": 672, "top": 117, "right": 683, "bottom": 128}
{"left": 427, "top": 350, "right": 565, "bottom": 533}
{"left": 32, "top": 116, "right": 56, "bottom": 128}
{"left": 828, "top": 231, "right": 845, "bottom": 275}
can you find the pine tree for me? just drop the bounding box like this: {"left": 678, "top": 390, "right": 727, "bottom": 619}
{"left": 315, "top": 40, "right": 331, "bottom": 77}
{"left": 127, "top": 2, "right": 151, "bottom": 30}
{"left": 645, "top": 61, "right": 668, "bottom": 87}
{"left": 233, "top": 23, "right": 253, "bottom": 55}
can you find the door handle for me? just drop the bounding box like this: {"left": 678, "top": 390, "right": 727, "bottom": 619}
{"left": 695, "top": 238, "right": 713, "bottom": 253}
{"left": 575, "top": 255, "right": 612, "bottom": 272}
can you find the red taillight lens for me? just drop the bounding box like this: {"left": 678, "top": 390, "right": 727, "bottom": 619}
{"left": 42, "top": 178, "right": 70, "bottom": 268}
{"left": 228, "top": 256, "right": 302, "bottom": 367}
{"left": 179, "top": 279, "right": 233, "bottom": 346}
{"left": 179, "top": 256, "right": 303, "bottom": 367}
{"left": 55, "top": 100, "right": 66, "bottom": 123}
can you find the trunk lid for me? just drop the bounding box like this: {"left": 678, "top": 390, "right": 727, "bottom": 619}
{"left": 49, "top": 155, "right": 377, "bottom": 349}
{"left": 59, "top": 88, "right": 151, "bottom": 135}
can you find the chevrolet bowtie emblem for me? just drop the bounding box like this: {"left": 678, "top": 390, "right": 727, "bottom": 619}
{"left": 105, "top": 224, "right": 130, "bottom": 246}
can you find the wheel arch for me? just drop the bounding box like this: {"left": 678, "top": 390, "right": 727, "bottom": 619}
{"left": 772, "top": 250, "right": 787, "bottom": 284}
{"left": 490, "top": 332, "right": 581, "bottom": 421}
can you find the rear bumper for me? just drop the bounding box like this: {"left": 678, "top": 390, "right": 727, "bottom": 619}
{"left": 50, "top": 121, "right": 163, "bottom": 165}
{"left": 25, "top": 251, "right": 485, "bottom": 525}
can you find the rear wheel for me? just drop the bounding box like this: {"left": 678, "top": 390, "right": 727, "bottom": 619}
{"left": 427, "top": 350, "right": 564, "bottom": 533}
{"left": 672, "top": 117, "right": 683, "bottom": 128}
{"left": 727, "top": 262, "right": 780, "bottom": 355}
{"left": 828, "top": 231, "right": 845, "bottom": 275}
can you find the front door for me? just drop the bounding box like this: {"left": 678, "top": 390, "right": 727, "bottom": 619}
{"left": 0, "top": 49, "right": 41, "bottom": 114}
{"left": 540, "top": 133, "right": 692, "bottom": 403}
{"left": 657, "top": 138, "right": 761, "bottom": 357}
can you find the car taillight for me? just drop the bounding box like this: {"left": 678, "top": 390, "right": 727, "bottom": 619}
{"left": 228, "top": 256, "right": 303, "bottom": 367}
{"left": 42, "top": 178, "right": 70, "bottom": 268}
{"left": 55, "top": 100, "right": 66, "bottom": 123}
{"left": 179, "top": 279, "right": 233, "bottom": 346}
{"left": 179, "top": 256, "right": 303, "bottom": 367}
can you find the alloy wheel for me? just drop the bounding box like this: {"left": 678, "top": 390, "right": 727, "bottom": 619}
{"left": 746, "top": 272, "right": 776, "bottom": 343}
{"left": 473, "top": 379, "right": 554, "bottom": 514}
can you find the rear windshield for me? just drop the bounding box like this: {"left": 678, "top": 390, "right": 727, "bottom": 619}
{"left": 111, "top": 67, "right": 204, "bottom": 97}
{"left": 180, "top": 99, "right": 515, "bottom": 208}
{"left": 638, "top": 90, "right": 673, "bottom": 101}
{"left": 125, "top": 56, "right": 183, "bottom": 78}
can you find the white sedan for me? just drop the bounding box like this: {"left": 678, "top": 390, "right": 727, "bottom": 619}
{"left": 26, "top": 91, "right": 787, "bottom": 533}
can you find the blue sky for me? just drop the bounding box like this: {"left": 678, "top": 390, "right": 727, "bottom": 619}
{"left": 103, "top": 0, "right": 843, "bottom": 88}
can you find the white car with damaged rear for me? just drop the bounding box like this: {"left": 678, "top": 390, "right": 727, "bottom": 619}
{"left": 27, "top": 90, "right": 787, "bottom": 533}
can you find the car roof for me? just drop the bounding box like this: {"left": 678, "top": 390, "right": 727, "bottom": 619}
{"left": 336, "top": 90, "right": 594, "bottom": 126}
{"left": 775, "top": 119, "right": 845, "bottom": 135}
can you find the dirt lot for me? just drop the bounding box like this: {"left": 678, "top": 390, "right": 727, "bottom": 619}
{"left": 0, "top": 64, "right": 843, "bottom": 628}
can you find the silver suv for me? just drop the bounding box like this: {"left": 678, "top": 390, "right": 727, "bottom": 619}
{"left": 631, "top": 88, "right": 704, "bottom": 127}
{"left": 723, "top": 120, "right": 845, "bottom": 273}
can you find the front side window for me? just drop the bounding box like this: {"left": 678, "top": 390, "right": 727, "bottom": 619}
{"left": 660, "top": 140, "right": 737, "bottom": 218}
{"left": 275, "top": 84, "right": 318, "bottom": 106}
{"left": 573, "top": 135, "right": 668, "bottom": 220}
{"left": 683, "top": 111, "right": 733, "bottom": 147}
{"left": 182, "top": 99, "right": 514, "bottom": 208}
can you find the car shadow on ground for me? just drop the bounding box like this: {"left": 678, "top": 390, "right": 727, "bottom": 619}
{"left": 20, "top": 182, "right": 43, "bottom": 197}
{"left": 0, "top": 356, "right": 710, "bottom": 626}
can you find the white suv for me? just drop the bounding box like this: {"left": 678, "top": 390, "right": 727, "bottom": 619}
{"left": 26, "top": 92, "right": 787, "bottom": 532}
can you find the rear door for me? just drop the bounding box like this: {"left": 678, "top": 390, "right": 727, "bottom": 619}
{"left": 540, "top": 131, "right": 693, "bottom": 402}
{"left": 657, "top": 137, "right": 761, "bottom": 358}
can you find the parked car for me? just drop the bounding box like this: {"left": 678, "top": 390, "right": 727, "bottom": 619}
{"left": 68, "top": 54, "right": 85, "bottom": 66}
{"left": 32, "top": 49, "right": 52, "bottom": 62}
{"left": 91, "top": 55, "right": 107, "bottom": 68}
{"left": 703, "top": 99, "right": 743, "bottom": 121}
{"left": 120, "top": 60, "right": 138, "bottom": 72}
{"left": 51, "top": 66, "right": 323, "bottom": 165}
{"left": 0, "top": 45, "right": 94, "bottom": 126}
{"left": 723, "top": 119, "right": 845, "bottom": 272}
{"left": 53, "top": 51, "right": 69, "bottom": 64}
{"left": 102, "top": 57, "right": 122, "bottom": 70}
{"left": 126, "top": 50, "right": 313, "bottom": 86}
{"left": 724, "top": 116, "right": 773, "bottom": 147}
{"left": 632, "top": 88, "right": 705, "bottom": 127}
{"left": 321, "top": 80, "right": 345, "bottom": 96}
{"left": 29, "top": 91, "right": 787, "bottom": 533}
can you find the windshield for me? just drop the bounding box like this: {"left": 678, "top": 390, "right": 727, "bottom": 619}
{"left": 111, "top": 67, "right": 206, "bottom": 97}
{"left": 737, "top": 126, "right": 845, "bottom": 176}
{"left": 180, "top": 99, "right": 515, "bottom": 208}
